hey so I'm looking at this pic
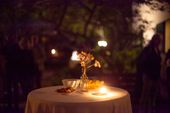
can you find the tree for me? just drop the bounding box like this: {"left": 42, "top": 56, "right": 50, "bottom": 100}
{"left": 0, "top": 0, "right": 141, "bottom": 75}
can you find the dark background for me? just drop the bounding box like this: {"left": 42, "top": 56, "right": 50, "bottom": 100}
{"left": 0, "top": 0, "right": 170, "bottom": 113}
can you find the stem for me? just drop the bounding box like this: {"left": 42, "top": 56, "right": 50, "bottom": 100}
{"left": 87, "top": 64, "right": 94, "bottom": 69}
{"left": 82, "top": 66, "right": 87, "bottom": 79}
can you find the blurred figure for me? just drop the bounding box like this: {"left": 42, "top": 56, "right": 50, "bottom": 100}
{"left": 2, "top": 37, "right": 22, "bottom": 111}
{"left": 137, "top": 33, "right": 162, "bottom": 113}
{"left": 2, "top": 37, "right": 41, "bottom": 111}
{"left": 19, "top": 38, "right": 41, "bottom": 99}
{"left": 0, "top": 51, "right": 5, "bottom": 102}
{"left": 165, "top": 49, "right": 170, "bottom": 98}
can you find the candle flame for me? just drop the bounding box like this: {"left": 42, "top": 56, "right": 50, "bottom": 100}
{"left": 99, "top": 87, "right": 107, "bottom": 94}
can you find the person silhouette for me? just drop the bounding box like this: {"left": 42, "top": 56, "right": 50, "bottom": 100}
{"left": 2, "top": 37, "right": 22, "bottom": 111}
{"left": 2, "top": 37, "right": 41, "bottom": 111}
{"left": 18, "top": 38, "right": 41, "bottom": 100}
{"left": 137, "top": 33, "right": 162, "bottom": 113}
{"left": 165, "top": 49, "right": 170, "bottom": 98}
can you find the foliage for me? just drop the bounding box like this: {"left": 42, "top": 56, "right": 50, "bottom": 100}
{"left": 0, "top": 0, "right": 143, "bottom": 76}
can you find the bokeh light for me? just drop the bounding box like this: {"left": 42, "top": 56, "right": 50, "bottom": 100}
{"left": 98, "top": 40, "right": 108, "bottom": 47}
{"left": 71, "top": 51, "right": 79, "bottom": 61}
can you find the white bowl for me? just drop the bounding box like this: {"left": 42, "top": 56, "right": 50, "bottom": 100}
{"left": 62, "top": 79, "right": 80, "bottom": 89}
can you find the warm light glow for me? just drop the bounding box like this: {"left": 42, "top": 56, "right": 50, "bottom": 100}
{"left": 71, "top": 51, "right": 80, "bottom": 61}
{"left": 51, "top": 49, "right": 56, "bottom": 54}
{"left": 91, "top": 86, "right": 108, "bottom": 96}
{"left": 98, "top": 40, "right": 107, "bottom": 47}
{"left": 99, "top": 87, "right": 107, "bottom": 94}
{"left": 96, "top": 92, "right": 119, "bottom": 98}
{"left": 51, "top": 49, "right": 59, "bottom": 57}
{"left": 90, "top": 88, "right": 120, "bottom": 98}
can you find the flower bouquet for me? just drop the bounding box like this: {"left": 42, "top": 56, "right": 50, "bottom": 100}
{"left": 77, "top": 51, "right": 101, "bottom": 91}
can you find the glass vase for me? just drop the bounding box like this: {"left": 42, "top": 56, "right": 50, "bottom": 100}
{"left": 79, "top": 66, "right": 88, "bottom": 92}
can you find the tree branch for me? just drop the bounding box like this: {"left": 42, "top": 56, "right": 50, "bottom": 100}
{"left": 84, "top": 3, "right": 97, "bottom": 36}
{"left": 76, "top": 0, "right": 92, "bottom": 12}
{"left": 57, "top": 0, "right": 69, "bottom": 31}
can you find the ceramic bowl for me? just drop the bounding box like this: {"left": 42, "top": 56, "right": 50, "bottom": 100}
{"left": 62, "top": 79, "right": 80, "bottom": 89}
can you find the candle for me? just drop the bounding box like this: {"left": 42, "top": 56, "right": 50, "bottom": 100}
{"left": 99, "top": 87, "right": 107, "bottom": 94}
{"left": 92, "top": 86, "right": 107, "bottom": 96}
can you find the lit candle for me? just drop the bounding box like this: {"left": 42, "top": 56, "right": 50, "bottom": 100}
{"left": 99, "top": 87, "right": 107, "bottom": 95}
{"left": 92, "top": 86, "right": 107, "bottom": 96}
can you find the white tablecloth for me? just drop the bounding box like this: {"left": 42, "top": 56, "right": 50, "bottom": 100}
{"left": 25, "top": 86, "right": 132, "bottom": 113}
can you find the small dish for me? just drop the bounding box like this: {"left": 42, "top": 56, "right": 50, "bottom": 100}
{"left": 56, "top": 87, "right": 75, "bottom": 94}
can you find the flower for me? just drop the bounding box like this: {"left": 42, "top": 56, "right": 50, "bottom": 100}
{"left": 94, "top": 60, "right": 101, "bottom": 68}
{"left": 78, "top": 51, "right": 94, "bottom": 63}
{"left": 77, "top": 51, "right": 101, "bottom": 69}
{"left": 78, "top": 51, "right": 101, "bottom": 91}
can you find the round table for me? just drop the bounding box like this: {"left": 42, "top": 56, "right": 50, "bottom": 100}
{"left": 25, "top": 86, "right": 132, "bottom": 113}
